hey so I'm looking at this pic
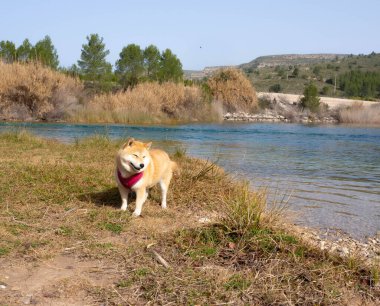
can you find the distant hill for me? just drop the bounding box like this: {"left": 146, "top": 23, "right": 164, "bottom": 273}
{"left": 245, "top": 52, "right": 380, "bottom": 97}
{"left": 184, "top": 54, "right": 348, "bottom": 80}
{"left": 239, "top": 54, "right": 349, "bottom": 70}
{"left": 184, "top": 52, "right": 380, "bottom": 99}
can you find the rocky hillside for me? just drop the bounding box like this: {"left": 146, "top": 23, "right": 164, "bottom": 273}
{"left": 185, "top": 54, "right": 348, "bottom": 80}
{"left": 240, "top": 54, "right": 348, "bottom": 70}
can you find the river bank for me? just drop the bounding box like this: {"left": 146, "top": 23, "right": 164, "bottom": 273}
{"left": 1, "top": 121, "right": 379, "bottom": 239}
{"left": 0, "top": 131, "right": 378, "bottom": 305}
{"left": 223, "top": 92, "right": 380, "bottom": 124}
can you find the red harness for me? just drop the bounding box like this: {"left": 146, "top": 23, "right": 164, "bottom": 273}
{"left": 117, "top": 169, "right": 143, "bottom": 189}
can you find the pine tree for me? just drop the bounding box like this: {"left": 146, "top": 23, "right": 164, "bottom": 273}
{"left": 17, "top": 39, "right": 33, "bottom": 62}
{"left": 143, "top": 45, "right": 160, "bottom": 81}
{"left": 0, "top": 40, "right": 17, "bottom": 63}
{"left": 78, "top": 34, "right": 111, "bottom": 81}
{"left": 158, "top": 49, "right": 183, "bottom": 83}
{"left": 115, "top": 44, "right": 144, "bottom": 89}
{"left": 300, "top": 83, "right": 320, "bottom": 112}
{"left": 33, "top": 36, "right": 59, "bottom": 69}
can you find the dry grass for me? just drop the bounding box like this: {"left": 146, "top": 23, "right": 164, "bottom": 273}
{"left": 0, "top": 62, "right": 83, "bottom": 120}
{"left": 69, "top": 82, "right": 222, "bottom": 124}
{"left": 0, "top": 63, "right": 261, "bottom": 124}
{"left": 0, "top": 131, "right": 378, "bottom": 305}
{"left": 338, "top": 102, "right": 380, "bottom": 125}
{"left": 207, "top": 68, "right": 258, "bottom": 112}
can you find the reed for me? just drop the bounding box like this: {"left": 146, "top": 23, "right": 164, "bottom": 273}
{"left": 69, "top": 81, "right": 223, "bottom": 123}
{"left": 338, "top": 102, "right": 380, "bottom": 125}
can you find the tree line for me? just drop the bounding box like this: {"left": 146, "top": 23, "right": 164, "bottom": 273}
{"left": 0, "top": 34, "right": 183, "bottom": 91}
{"left": 0, "top": 36, "right": 59, "bottom": 69}
{"left": 338, "top": 70, "right": 380, "bottom": 99}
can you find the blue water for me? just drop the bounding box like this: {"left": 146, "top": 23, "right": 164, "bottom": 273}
{"left": 1, "top": 122, "right": 379, "bottom": 238}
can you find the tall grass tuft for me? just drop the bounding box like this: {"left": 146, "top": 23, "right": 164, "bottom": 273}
{"left": 338, "top": 102, "right": 380, "bottom": 125}
{"left": 0, "top": 62, "right": 83, "bottom": 120}
{"left": 220, "top": 182, "right": 267, "bottom": 237}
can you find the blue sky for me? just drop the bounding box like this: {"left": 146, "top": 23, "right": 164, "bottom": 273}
{"left": 1, "top": 0, "right": 379, "bottom": 70}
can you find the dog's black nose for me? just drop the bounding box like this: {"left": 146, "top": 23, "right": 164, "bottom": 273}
{"left": 140, "top": 163, "right": 144, "bottom": 168}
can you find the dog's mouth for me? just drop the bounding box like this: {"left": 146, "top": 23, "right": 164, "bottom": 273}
{"left": 130, "top": 162, "right": 143, "bottom": 171}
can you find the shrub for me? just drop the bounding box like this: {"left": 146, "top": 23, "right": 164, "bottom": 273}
{"left": 300, "top": 83, "right": 320, "bottom": 113}
{"left": 269, "top": 83, "right": 282, "bottom": 93}
{"left": 207, "top": 68, "right": 258, "bottom": 112}
{"left": 321, "top": 86, "right": 331, "bottom": 96}
{"left": 0, "top": 62, "right": 83, "bottom": 120}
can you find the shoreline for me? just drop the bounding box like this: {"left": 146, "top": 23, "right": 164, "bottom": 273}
{"left": 223, "top": 111, "right": 339, "bottom": 124}
{"left": 295, "top": 226, "right": 380, "bottom": 266}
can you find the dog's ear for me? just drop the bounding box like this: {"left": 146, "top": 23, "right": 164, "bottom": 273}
{"left": 145, "top": 142, "right": 152, "bottom": 150}
{"left": 122, "top": 137, "right": 135, "bottom": 148}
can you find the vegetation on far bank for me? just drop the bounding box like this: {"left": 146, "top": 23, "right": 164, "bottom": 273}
{"left": 1, "top": 34, "right": 380, "bottom": 124}
{"left": 244, "top": 52, "right": 380, "bottom": 100}
{"left": 0, "top": 61, "right": 258, "bottom": 123}
{"left": 0, "top": 131, "right": 378, "bottom": 305}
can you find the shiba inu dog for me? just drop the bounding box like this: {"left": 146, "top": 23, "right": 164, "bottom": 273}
{"left": 115, "top": 138, "right": 177, "bottom": 216}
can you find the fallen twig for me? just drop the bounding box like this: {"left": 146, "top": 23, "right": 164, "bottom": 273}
{"left": 146, "top": 244, "right": 171, "bottom": 269}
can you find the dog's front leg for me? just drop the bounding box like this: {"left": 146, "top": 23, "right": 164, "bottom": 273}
{"left": 119, "top": 185, "right": 129, "bottom": 211}
{"left": 132, "top": 188, "right": 147, "bottom": 217}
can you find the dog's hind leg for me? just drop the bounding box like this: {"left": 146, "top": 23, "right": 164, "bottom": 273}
{"left": 160, "top": 172, "right": 173, "bottom": 209}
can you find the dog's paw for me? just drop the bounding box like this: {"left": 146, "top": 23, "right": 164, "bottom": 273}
{"left": 132, "top": 211, "right": 141, "bottom": 217}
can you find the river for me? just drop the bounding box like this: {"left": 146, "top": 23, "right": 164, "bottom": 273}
{"left": 1, "top": 122, "right": 379, "bottom": 239}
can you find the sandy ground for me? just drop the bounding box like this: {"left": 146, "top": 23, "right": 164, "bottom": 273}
{"left": 258, "top": 92, "right": 380, "bottom": 109}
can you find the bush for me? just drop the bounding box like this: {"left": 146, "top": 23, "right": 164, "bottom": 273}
{"left": 207, "top": 68, "right": 258, "bottom": 112}
{"left": 321, "top": 86, "right": 331, "bottom": 96}
{"left": 269, "top": 83, "right": 282, "bottom": 93}
{"left": 0, "top": 62, "right": 83, "bottom": 120}
{"left": 300, "top": 83, "right": 320, "bottom": 113}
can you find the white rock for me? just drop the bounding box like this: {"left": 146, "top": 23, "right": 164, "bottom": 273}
{"left": 320, "top": 241, "right": 326, "bottom": 250}
{"left": 340, "top": 247, "right": 349, "bottom": 256}
{"left": 0, "top": 285, "right": 6, "bottom": 289}
{"left": 22, "top": 294, "right": 33, "bottom": 305}
{"left": 198, "top": 217, "right": 211, "bottom": 224}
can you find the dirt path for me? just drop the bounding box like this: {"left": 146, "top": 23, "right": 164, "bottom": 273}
{"left": 258, "top": 92, "right": 380, "bottom": 109}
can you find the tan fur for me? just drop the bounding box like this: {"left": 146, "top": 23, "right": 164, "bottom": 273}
{"left": 115, "top": 138, "right": 177, "bottom": 216}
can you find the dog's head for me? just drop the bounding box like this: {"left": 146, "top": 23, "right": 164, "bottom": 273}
{"left": 118, "top": 138, "right": 152, "bottom": 173}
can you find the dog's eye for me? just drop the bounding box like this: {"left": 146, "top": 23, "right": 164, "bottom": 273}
{"left": 142, "top": 156, "right": 146, "bottom": 159}
{"left": 133, "top": 154, "right": 138, "bottom": 158}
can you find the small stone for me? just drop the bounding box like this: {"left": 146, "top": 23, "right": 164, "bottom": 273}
{"left": 22, "top": 294, "right": 33, "bottom": 305}
{"left": 198, "top": 217, "right": 211, "bottom": 224}
{"left": 340, "top": 247, "right": 349, "bottom": 256}
{"left": 320, "top": 241, "right": 326, "bottom": 250}
{"left": 0, "top": 284, "right": 6, "bottom": 289}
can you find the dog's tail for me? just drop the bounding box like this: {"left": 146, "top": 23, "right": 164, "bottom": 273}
{"left": 171, "top": 161, "right": 180, "bottom": 175}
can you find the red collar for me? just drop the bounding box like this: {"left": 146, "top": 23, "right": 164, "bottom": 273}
{"left": 117, "top": 169, "right": 143, "bottom": 189}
